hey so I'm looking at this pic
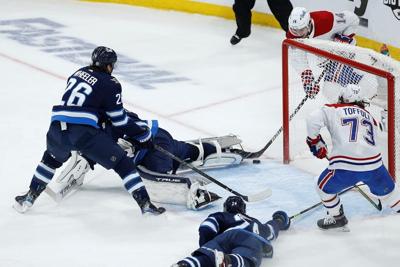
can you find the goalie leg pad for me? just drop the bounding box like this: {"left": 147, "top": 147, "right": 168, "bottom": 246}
{"left": 137, "top": 166, "right": 221, "bottom": 209}
{"left": 182, "top": 136, "right": 243, "bottom": 172}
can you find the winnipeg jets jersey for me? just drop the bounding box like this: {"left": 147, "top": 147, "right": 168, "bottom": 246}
{"left": 286, "top": 10, "right": 359, "bottom": 40}
{"left": 51, "top": 66, "right": 149, "bottom": 139}
{"left": 307, "top": 104, "right": 382, "bottom": 171}
{"left": 198, "top": 212, "right": 276, "bottom": 247}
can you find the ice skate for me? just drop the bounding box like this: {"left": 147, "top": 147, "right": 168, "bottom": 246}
{"left": 317, "top": 205, "right": 349, "bottom": 232}
{"left": 14, "top": 189, "right": 41, "bottom": 213}
{"left": 230, "top": 34, "right": 242, "bottom": 45}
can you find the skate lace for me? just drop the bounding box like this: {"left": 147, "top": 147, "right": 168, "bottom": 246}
{"left": 323, "top": 216, "right": 336, "bottom": 225}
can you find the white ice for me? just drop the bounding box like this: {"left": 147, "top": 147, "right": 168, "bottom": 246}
{"left": 0, "top": 1, "right": 398, "bottom": 267}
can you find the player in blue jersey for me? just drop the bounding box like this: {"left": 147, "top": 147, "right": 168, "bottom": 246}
{"left": 14, "top": 46, "right": 165, "bottom": 215}
{"left": 171, "top": 196, "right": 290, "bottom": 267}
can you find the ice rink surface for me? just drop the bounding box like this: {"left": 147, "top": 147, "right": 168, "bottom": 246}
{"left": 0, "top": 0, "right": 398, "bottom": 266}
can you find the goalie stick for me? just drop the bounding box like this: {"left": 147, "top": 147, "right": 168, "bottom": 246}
{"left": 232, "top": 69, "right": 327, "bottom": 159}
{"left": 154, "top": 144, "right": 272, "bottom": 202}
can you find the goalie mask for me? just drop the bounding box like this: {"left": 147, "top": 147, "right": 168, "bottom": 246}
{"left": 288, "top": 7, "right": 312, "bottom": 38}
{"left": 223, "top": 196, "right": 246, "bottom": 214}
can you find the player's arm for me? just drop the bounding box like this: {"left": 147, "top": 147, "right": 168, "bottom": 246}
{"left": 104, "top": 82, "right": 152, "bottom": 146}
{"left": 198, "top": 213, "right": 223, "bottom": 246}
{"left": 306, "top": 108, "right": 328, "bottom": 159}
{"left": 333, "top": 11, "right": 359, "bottom": 45}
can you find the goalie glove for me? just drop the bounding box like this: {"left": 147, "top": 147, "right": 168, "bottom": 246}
{"left": 306, "top": 135, "right": 327, "bottom": 159}
{"left": 301, "top": 69, "right": 320, "bottom": 99}
{"left": 333, "top": 33, "right": 356, "bottom": 45}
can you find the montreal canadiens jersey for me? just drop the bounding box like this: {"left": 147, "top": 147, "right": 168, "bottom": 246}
{"left": 51, "top": 66, "right": 149, "bottom": 140}
{"left": 307, "top": 103, "right": 382, "bottom": 171}
{"left": 198, "top": 212, "right": 276, "bottom": 247}
{"left": 286, "top": 10, "right": 359, "bottom": 40}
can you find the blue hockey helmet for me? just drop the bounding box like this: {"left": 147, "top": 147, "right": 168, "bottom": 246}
{"left": 91, "top": 46, "right": 117, "bottom": 68}
{"left": 223, "top": 196, "right": 246, "bottom": 214}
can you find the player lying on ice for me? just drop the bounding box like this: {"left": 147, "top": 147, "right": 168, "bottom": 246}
{"left": 171, "top": 196, "right": 290, "bottom": 267}
{"left": 306, "top": 84, "right": 400, "bottom": 231}
{"left": 42, "top": 109, "right": 248, "bottom": 211}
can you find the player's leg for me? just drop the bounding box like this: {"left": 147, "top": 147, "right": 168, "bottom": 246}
{"left": 231, "top": 0, "right": 256, "bottom": 44}
{"left": 14, "top": 121, "right": 70, "bottom": 213}
{"left": 267, "top": 0, "right": 293, "bottom": 32}
{"left": 363, "top": 165, "right": 400, "bottom": 212}
{"left": 315, "top": 169, "right": 357, "bottom": 230}
{"left": 69, "top": 124, "right": 165, "bottom": 214}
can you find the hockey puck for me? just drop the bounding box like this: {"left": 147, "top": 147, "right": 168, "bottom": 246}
{"left": 253, "top": 159, "right": 261, "bottom": 164}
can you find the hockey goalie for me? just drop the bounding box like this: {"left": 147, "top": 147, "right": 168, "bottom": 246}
{"left": 46, "top": 110, "right": 247, "bottom": 210}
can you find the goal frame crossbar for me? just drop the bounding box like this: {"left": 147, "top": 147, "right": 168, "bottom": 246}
{"left": 282, "top": 38, "right": 396, "bottom": 179}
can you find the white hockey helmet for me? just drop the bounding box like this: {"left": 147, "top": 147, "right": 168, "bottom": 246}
{"left": 288, "top": 7, "right": 312, "bottom": 37}
{"left": 338, "top": 84, "right": 368, "bottom": 104}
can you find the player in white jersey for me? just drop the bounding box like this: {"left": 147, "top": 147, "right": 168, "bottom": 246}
{"left": 287, "top": 7, "right": 359, "bottom": 43}
{"left": 287, "top": 7, "right": 361, "bottom": 100}
{"left": 306, "top": 84, "right": 400, "bottom": 231}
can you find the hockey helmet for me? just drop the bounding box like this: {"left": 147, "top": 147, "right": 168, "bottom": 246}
{"left": 338, "top": 84, "right": 369, "bottom": 105}
{"left": 91, "top": 46, "right": 117, "bottom": 68}
{"left": 288, "top": 7, "right": 312, "bottom": 37}
{"left": 223, "top": 196, "right": 246, "bottom": 214}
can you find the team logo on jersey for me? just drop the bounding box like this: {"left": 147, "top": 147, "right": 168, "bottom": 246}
{"left": 384, "top": 0, "right": 400, "bottom": 20}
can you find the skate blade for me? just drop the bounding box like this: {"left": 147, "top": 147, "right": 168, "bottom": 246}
{"left": 13, "top": 201, "right": 31, "bottom": 214}
{"left": 319, "top": 225, "right": 350, "bottom": 232}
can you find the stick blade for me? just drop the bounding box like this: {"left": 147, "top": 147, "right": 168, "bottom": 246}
{"left": 245, "top": 188, "right": 272, "bottom": 202}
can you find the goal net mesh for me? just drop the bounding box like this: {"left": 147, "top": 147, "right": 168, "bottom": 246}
{"left": 284, "top": 39, "right": 400, "bottom": 179}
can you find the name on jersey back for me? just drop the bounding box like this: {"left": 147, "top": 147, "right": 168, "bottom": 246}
{"left": 74, "top": 70, "right": 98, "bottom": 86}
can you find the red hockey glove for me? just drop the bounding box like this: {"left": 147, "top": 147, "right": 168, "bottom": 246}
{"left": 301, "top": 69, "right": 320, "bottom": 99}
{"left": 306, "top": 135, "right": 327, "bottom": 159}
{"left": 333, "top": 33, "right": 355, "bottom": 45}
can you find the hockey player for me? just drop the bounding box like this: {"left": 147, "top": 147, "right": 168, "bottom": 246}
{"left": 230, "top": 0, "right": 293, "bottom": 45}
{"left": 287, "top": 7, "right": 359, "bottom": 42}
{"left": 51, "top": 110, "right": 245, "bottom": 210}
{"left": 306, "top": 84, "right": 400, "bottom": 231}
{"left": 14, "top": 46, "right": 165, "bottom": 215}
{"left": 171, "top": 196, "right": 291, "bottom": 267}
{"left": 287, "top": 7, "right": 360, "bottom": 100}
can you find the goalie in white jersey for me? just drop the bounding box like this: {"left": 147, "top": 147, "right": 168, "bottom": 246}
{"left": 306, "top": 84, "right": 400, "bottom": 231}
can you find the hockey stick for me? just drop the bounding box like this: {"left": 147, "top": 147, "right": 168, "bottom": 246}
{"left": 355, "top": 184, "right": 382, "bottom": 211}
{"left": 154, "top": 144, "right": 272, "bottom": 202}
{"left": 235, "top": 70, "right": 327, "bottom": 159}
{"left": 290, "top": 185, "right": 355, "bottom": 220}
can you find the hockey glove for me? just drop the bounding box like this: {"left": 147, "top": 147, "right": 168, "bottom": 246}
{"left": 125, "top": 128, "right": 154, "bottom": 150}
{"left": 272, "top": 210, "right": 291, "bottom": 231}
{"left": 333, "top": 33, "right": 355, "bottom": 45}
{"left": 306, "top": 135, "right": 327, "bottom": 159}
{"left": 301, "top": 69, "right": 320, "bottom": 99}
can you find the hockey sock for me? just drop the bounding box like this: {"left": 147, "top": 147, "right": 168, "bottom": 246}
{"left": 29, "top": 151, "right": 62, "bottom": 193}
{"left": 113, "top": 157, "right": 145, "bottom": 194}
{"left": 180, "top": 254, "right": 212, "bottom": 267}
{"left": 228, "top": 253, "right": 250, "bottom": 267}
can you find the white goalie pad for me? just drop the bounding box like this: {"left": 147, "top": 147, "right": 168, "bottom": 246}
{"left": 45, "top": 152, "right": 90, "bottom": 202}
{"left": 137, "top": 166, "right": 221, "bottom": 210}
{"left": 180, "top": 134, "right": 244, "bottom": 172}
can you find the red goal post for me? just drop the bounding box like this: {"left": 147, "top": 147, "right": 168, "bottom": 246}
{"left": 282, "top": 38, "right": 399, "bottom": 180}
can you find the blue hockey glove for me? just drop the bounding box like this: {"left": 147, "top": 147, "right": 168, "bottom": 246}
{"left": 333, "top": 33, "right": 355, "bottom": 45}
{"left": 127, "top": 128, "right": 154, "bottom": 150}
{"left": 306, "top": 135, "right": 327, "bottom": 159}
{"left": 272, "top": 210, "right": 291, "bottom": 231}
{"left": 301, "top": 69, "right": 320, "bottom": 99}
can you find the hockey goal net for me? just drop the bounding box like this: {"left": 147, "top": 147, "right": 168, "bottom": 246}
{"left": 282, "top": 38, "right": 400, "bottom": 180}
